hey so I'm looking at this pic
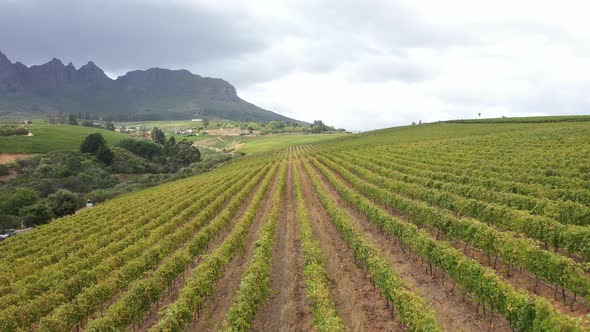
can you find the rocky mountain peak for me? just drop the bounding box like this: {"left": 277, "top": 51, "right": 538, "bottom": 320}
{"left": 0, "top": 50, "right": 11, "bottom": 67}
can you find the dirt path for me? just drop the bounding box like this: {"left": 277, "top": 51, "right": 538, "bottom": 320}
{"left": 252, "top": 161, "right": 312, "bottom": 331}
{"left": 0, "top": 153, "right": 34, "bottom": 164}
{"left": 297, "top": 160, "right": 402, "bottom": 332}
{"left": 136, "top": 173, "right": 271, "bottom": 332}
{"left": 306, "top": 160, "right": 510, "bottom": 332}
{"left": 186, "top": 167, "right": 282, "bottom": 332}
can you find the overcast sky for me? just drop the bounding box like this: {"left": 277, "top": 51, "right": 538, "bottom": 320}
{"left": 1, "top": 0, "right": 589, "bottom": 131}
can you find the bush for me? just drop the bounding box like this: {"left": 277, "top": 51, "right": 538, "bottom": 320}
{"left": 0, "top": 164, "right": 9, "bottom": 176}
{"left": 80, "top": 133, "right": 106, "bottom": 154}
{"left": 47, "top": 189, "right": 80, "bottom": 217}
{"left": 86, "top": 189, "right": 114, "bottom": 203}
{"left": 21, "top": 202, "right": 54, "bottom": 226}
{"left": 96, "top": 145, "right": 114, "bottom": 165}
{"left": 118, "top": 139, "right": 164, "bottom": 161}
{"left": 0, "top": 125, "right": 29, "bottom": 136}
{"left": 0, "top": 214, "right": 20, "bottom": 230}
{"left": 6, "top": 188, "right": 39, "bottom": 215}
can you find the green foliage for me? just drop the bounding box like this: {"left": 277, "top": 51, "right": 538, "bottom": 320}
{"left": 80, "top": 133, "right": 107, "bottom": 154}
{"left": 0, "top": 214, "right": 20, "bottom": 230}
{"left": 293, "top": 166, "right": 345, "bottom": 331}
{"left": 6, "top": 188, "right": 39, "bottom": 215}
{"left": 0, "top": 124, "right": 127, "bottom": 154}
{"left": 151, "top": 127, "right": 166, "bottom": 145}
{"left": 0, "top": 125, "right": 29, "bottom": 136}
{"left": 319, "top": 154, "right": 590, "bottom": 301}
{"left": 117, "top": 138, "right": 163, "bottom": 162}
{"left": 68, "top": 114, "right": 78, "bottom": 125}
{"left": 88, "top": 164, "right": 277, "bottom": 331}
{"left": 166, "top": 139, "right": 200, "bottom": 167}
{"left": 221, "top": 164, "right": 286, "bottom": 331}
{"left": 304, "top": 161, "right": 441, "bottom": 332}
{"left": 20, "top": 202, "right": 54, "bottom": 226}
{"left": 0, "top": 164, "right": 9, "bottom": 176}
{"left": 47, "top": 189, "right": 80, "bottom": 217}
{"left": 95, "top": 145, "right": 114, "bottom": 165}
{"left": 308, "top": 157, "right": 584, "bottom": 331}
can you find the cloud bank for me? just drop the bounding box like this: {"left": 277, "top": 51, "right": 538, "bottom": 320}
{"left": 1, "top": 0, "right": 589, "bottom": 130}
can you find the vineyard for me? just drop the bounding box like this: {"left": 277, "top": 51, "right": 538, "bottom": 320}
{"left": 1, "top": 120, "right": 590, "bottom": 331}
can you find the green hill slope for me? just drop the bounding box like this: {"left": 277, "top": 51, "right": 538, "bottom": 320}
{"left": 1, "top": 116, "right": 589, "bottom": 331}
{"left": 0, "top": 124, "right": 128, "bottom": 153}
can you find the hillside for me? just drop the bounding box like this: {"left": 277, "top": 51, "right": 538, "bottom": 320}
{"left": 0, "top": 51, "right": 301, "bottom": 123}
{"left": 0, "top": 124, "right": 128, "bottom": 153}
{"left": 0, "top": 117, "right": 589, "bottom": 331}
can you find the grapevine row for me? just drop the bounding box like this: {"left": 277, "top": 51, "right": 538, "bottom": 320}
{"left": 150, "top": 163, "right": 282, "bottom": 331}
{"left": 308, "top": 157, "right": 585, "bottom": 331}
{"left": 82, "top": 162, "right": 276, "bottom": 331}
{"left": 302, "top": 160, "right": 441, "bottom": 332}
{"left": 294, "top": 160, "right": 346, "bottom": 331}
{"left": 317, "top": 154, "right": 590, "bottom": 302}
{"left": 219, "top": 162, "right": 287, "bottom": 331}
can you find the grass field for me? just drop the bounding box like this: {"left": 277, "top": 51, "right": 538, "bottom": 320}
{"left": 1, "top": 117, "right": 589, "bottom": 331}
{"left": 0, "top": 124, "right": 128, "bottom": 153}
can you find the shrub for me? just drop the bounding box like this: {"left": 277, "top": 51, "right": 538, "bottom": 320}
{"left": 0, "top": 125, "right": 29, "bottom": 136}
{"left": 118, "top": 138, "right": 163, "bottom": 161}
{"left": 0, "top": 164, "right": 9, "bottom": 176}
{"left": 80, "top": 133, "right": 106, "bottom": 154}
{"left": 47, "top": 189, "right": 80, "bottom": 217}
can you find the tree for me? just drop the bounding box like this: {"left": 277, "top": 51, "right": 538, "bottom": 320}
{"left": 21, "top": 202, "right": 54, "bottom": 226}
{"left": 68, "top": 114, "right": 78, "bottom": 125}
{"left": 118, "top": 138, "right": 164, "bottom": 161}
{"left": 164, "top": 136, "right": 177, "bottom": 155}
{"left": 202, "top": 117, "right": 210, "bottom": 128}
{"left": 96, "top": 145, "right": 114, "bottom": 165}
{"left": 106, "top": 121, "right": 115, "bottom": 131}
{"left": 6, "top": 188, "right": 40, "bottom": 215}
{"left": 47, "top": 189, "right": 79, "bottom": 217}
{"left": 311, "top": 120, "right": 329, "bottom": 133}
{"left": 152, "top": 127, "right": 166, "bottom": 145}
{"left": 80, "top": 133, "right": 107, "bottom": 154}
{"left": 167, "top": 139, "right": 200, "bottom": 167}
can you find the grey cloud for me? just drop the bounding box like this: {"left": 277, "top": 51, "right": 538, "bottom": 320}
{"left": 0, "top": 0, "right": 271, "bottom": 73}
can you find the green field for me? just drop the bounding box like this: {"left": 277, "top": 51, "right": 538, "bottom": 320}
{"left": 238, "top": 133, "right": 343, "bottom": 153}
{"left": 1, "top": 116, "right": 589, "bottom": 331}
{"left": 0, "top": 124, "right": 128, "bottom": 153}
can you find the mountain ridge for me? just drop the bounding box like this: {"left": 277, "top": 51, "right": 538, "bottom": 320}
{"left": 0, "top": 50, "right": 302, "bottom": 123}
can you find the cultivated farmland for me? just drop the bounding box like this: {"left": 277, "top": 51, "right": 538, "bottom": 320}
{"left": 0, "top": 120, "right": 589, "bottom": 331}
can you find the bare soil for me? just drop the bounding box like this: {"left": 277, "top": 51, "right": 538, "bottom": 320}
{"left": 252, "top": 161, "right": 313, "bottom": 331}
{"left": 0, "top": 153, "right": 34, "bottom": 164}
{"left": 306, "top": 160, "right": 510, "bottom": 332}
{"left": 297, "top": 160, "right": 402, "bottom": 332}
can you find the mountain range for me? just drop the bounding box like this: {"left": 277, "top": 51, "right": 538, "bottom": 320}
{"left": 0, "top": 50, "right": 300, "bottom": 123}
